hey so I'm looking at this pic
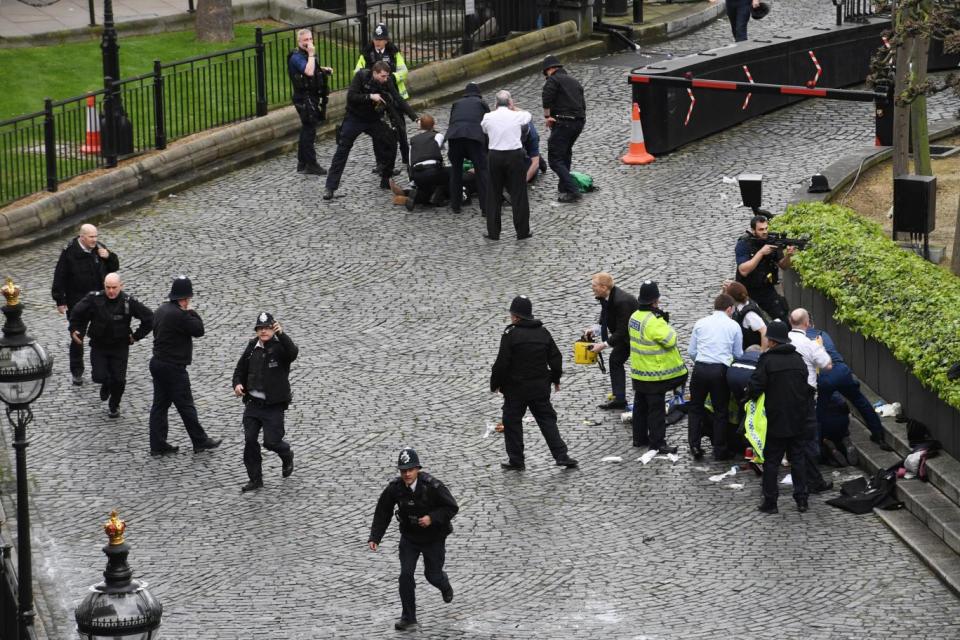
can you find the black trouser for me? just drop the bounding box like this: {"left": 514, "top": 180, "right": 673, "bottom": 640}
{"left": 632, "top": 382, "right": 667, "bottom": 449}
{"left": 608, "top": 345, "right": 628, "bottom": 402}
{"left": 324, "top": 115, "right": 396, "bottom": 191}
{"left": 762, "top": 435, "right": 808, "bottom": 502}
{"left": 410, "top": 165, "right": 450, "bottom": 204}
{"left": 242, "top": 402, "right": 292, "bottom": 482}
{"left": 687, "top": 362, "right": 731, "bottom": 456}
{"left": 66, "top": 305, "right": 84, "bottom": 376}
{"left": 390, "top": 112, "right": 410, "bottom": 165}
{"left": 726, "top": 0, "right": 752, "bottom": 42}
{"left": 148, "top": 358, "right": 209, "bottom": 450}
{"left": 547, "top": 118, "right": 584, "bottom": 194}
{"left": 447, "top": 138, "right": 489, "bottom": 213}
{"left": 293, "top": 100, "right": 319, "bottom": 168}
{"left": 487, "top": 149, "right": 529, "bottom": 238}
{"left": 502, "top": 393, "right": 568, "bottom": 464}
{"left": 749, "top": 285, "right": 789, "bottom": 322}
{"left": 398, "top": 535, "right": 449, "bottom": 623}
{"left": 801, "top": 399, "right": 827, "bottom": 487}
{"left": 90, "top": 343, "right": 129, "bottom": 411}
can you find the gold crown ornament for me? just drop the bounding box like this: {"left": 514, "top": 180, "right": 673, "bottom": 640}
{"left": 103, "top": 510, "right": 126, "bottom": 546}
{"left": 1, "top": 278, "right": 21, "bottom": 307}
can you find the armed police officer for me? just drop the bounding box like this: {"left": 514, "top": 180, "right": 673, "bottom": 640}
{"left": 323, "top": 60, "right": 417, "bottom": 200}
{"left": 734, "top": 215, "right": 796, "bottom": 322}
{"left": 68, "top": 273, "right": 152, "bottom": 418}
{"left": 355, "top": 23, "right": 411, "bottom": 167}
{"left": 51, "top": 223, "right": 120, "bottom": 385}
{"left": 288, "top": 28, "right": 333, "bottom": 176}
{"left": 541, "top": 55, "right": 586, "bottom": 203}
{"left": 369, "top": 448, "right": 458, "bottom": 632}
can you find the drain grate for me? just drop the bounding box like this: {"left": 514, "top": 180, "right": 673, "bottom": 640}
{"left": 928, "top": 145, "right": 960, "bottom": 158}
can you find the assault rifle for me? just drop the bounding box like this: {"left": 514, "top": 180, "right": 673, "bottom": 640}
{"left": 757, "top": 232, "right": 810, "bottom": 251}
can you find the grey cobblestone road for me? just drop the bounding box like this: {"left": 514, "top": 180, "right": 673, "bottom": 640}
{"left": 4, "top": 4, "right": 960, "bottom": 638}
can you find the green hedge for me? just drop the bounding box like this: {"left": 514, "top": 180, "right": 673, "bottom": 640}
{"left": 773, "top": 202, "right": 960, "bottom": 410}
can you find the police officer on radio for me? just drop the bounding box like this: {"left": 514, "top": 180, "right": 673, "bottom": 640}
{"left": 369, "top": 448, "right": 458, "bottom": 632}
{"left": 232, "top": 312, "right": 298, "bottom": 493}
{"left": 541, "top": 55, "right": 586, "bottom": 203}
{"left": 288, "top": 28, "right": 333, "bottom": 176}
{"left": 68, "top": 272, "right": 152, "bottom": 418}
{"left": 734, "top": 215, "right": 796, "bottom": 322}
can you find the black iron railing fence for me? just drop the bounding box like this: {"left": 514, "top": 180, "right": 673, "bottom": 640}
{"left": 835, "top": 0, "right": 884, "bottom": 25}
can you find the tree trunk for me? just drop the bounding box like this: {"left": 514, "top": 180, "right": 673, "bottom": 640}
{"left": 952, "top": 194, "right": 960, "bottom": 275}
{"left": 892, "top": 35, "right": 914, "bottom": 178}
{"left": 911, "top": 38, "right": 932, "bottom": 176}
{"left": 196, "top": 0, "right": 234, "bottom": 43}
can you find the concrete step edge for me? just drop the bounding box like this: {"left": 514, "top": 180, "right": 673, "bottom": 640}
{"left": 874, "top": 506, "right": 960, "bottom": 598}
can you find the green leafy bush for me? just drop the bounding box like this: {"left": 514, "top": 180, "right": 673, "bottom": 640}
{"left": 773, "top": 201, "right": 960, "bottom": 410}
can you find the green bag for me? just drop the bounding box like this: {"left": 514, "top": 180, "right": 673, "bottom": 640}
{"left": 570, "top": 171, "right": 596, "bottom": 193}
{"left": 744, "top": 393, "right": 767, "bottom": 463}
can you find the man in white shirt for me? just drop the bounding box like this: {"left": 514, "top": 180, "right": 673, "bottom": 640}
{"left": 480, "top": 90, "right": 532, "bottom": 241}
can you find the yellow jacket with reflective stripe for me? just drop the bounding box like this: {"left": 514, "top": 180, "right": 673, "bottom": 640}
{"left": 628, "top": 310, "right": 688, "bottom": 382}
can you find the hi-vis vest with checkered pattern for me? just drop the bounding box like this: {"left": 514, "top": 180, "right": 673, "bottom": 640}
{"left": 628, "top": 310, "right": 688, "bottom": 382}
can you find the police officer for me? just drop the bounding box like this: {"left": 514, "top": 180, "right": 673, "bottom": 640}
{"left": 446, "top": 82, "right": 490, "bottom": 215}
{"left": 369, "top": 448, "right": 458, "bottom": 632}
{"left": 490, "top": 296, "right": 578, "bottom": 470}
{"left": 734, "top": 215, "right": 796, "bottom": 322}
{"left": 404, "top": 114, "right": 449, "bottom": 211}
{"left": 323, "top": 61, "right": 417, "bottom": 200}
{"left": 541, "top": 55, "right": 586, "bottom": 203}
{"left": 68, "top": 273, "right": 152, "bottom": 418}
{"left": 355, "top": 23, "right": 411, "bottom": 166}
{"left": 628, "top": 281, "right": 688, "bottom": 454}
{"left": 148, "top": 276, "right": 221, "bottom": 456}
{"left": 51, "top": 223, "right": 120, "bottom": 385}
{"left": 288, "top": 28, "right": 333, "bottom": 176}
{"left": 232, "top": 312, "right": 298, "bottom": 493}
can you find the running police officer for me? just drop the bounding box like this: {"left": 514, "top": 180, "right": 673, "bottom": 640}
{"left": 491, "top": 296, "right": 578, "bottom": 470}
{"left": 369, "top": 448, "right": 458, "bottom": 632}
{"left": 68, "top": 273, "right": 152, "bottom": 418}
{"left": 734, "top": 215, "right": 796, "bottom": 322}
{"left": 355, "top": 23, "right": 411, "bottom": 166}
{"left": 288, "top": 28, "right": 333, "bottom": 176}
{"left": 51, "top": 223, "right": 120, "bottom": 385}
{"left": 232, "top": 312, "right": 298, "bottom": 493}
{"left": 541, "top": 55, "right": 586, "bottom": 203}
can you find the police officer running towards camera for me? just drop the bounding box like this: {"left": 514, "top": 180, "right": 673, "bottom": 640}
{"left": 233, "top": 313, "right": 298, "bottom": 493}
{"left": 369, "top": 448, "right": 458, "bottom": 632}
{"left": 541, "top": 55, "right": 586, "bottom": 203}
{"left": 491, "top": 296, "right": 578, "bottom": 470}
{"left": 288, "top": 28, "right": 333, "bottom": 176}
{"left": 68, "top": 273, "right": 152, "bottom": 418}
{"left": 734, "top": 215, "right": 796, "bottom": 322}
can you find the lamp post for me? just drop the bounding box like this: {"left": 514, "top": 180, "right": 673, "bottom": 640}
{"left": 0, "top": 278, "right": 54, "bottom": 639}
{"left": 99, "top": 0, "right": 133, "bottom": 164}
{"left": 75, "top": 511, "right": 163, "bottom": 639}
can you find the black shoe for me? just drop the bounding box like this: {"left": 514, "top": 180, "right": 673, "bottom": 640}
{"left": 654, "top": 446, "right": 678, "bottom": 455}
{"left": 394, "top": 618, "right": 418, "bottom": 631}
{"left": 713, "top": 450, "right": 735, "bottom": 461}
{"left": 633, "top": 440, "right": 649, "bottom": 448}
{"left": 302, "top": 164, "right": 327, "bottom": 176}
{"left": 282, "top": 453, "right": 294, "bottom": 478}
{"left": 150, "top": 444, "right": 179, "bottom": 456}
{"left": 450, "top": 205, "right": 462, "bottom": 214}
{"left": 405, "top": 188, "right": 417, "bottom": 212}
{"left": 841, "top": 436, "right": 859, "bottom": 466}
{"left": 500, "top": 461, "right": 525, "bottom": 470}
{"left": 690, "top": 446, "right": 705, "bottom": 460}
{"left": 796, "top": 497, "right": 809, "bottom": 513}
{"left": 598, "top": 399, "right": 628, "bottom": 410}
{"left": 758, "top": 500, "right": 778, "bottom": 514}
{"left": 241, "top": 480, "right": 263, "bottom": 493}
{"left": 555, "top": 457, "right": 578, "bottom": 468}
{"left": 539, "top": 156, "right": 548, "bottom": 174}
{"left": 442, "top": 585, "right": 454, "bottom": 603}
{"left": 517, "top": 232, "right": 533, "bottom": 240}
{"left": 99, "top": 383, "right": 110, "bottom": 401}
{"left": 296, "top": 163, "right": 306, "bottom": 173}
{"left": 483, "top": 233, "right": 499, "bottom": 241}
{"left": 380, "top": 176, "right": 391, "bottom": 189}
{"left": 822, "top": 439, "right": 848, "bottom": 467}
{"left": 322, "top": 188, "right": 334, "bottom": 200}
{"left": 108, "top": 408, "right": 120, "bottom": 419}
{"left": 870, "top": 433, "right": 894, "bottom": 451}
{"left": 72, "top": 374, "right": 83, "bottom": 386}
{"left": 193, "top": 437, "right": 222, "bottom": 453}
{"left": 809, "top": 481, "right": 834, "bottom": 494}
{"left": 557, "top": 192, "right": 581, "bottom": 203}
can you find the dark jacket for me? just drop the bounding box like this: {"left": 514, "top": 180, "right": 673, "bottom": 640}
{"left": 231, "top": 331, "right": 299, "bottom": 407}
{"left": 490, "top": 319, "right": 562, "bottom": 398}
{"left": 601, "top": 286, "right": 638, "bottom": 351}
{"left": 51, "top": 238, "right": 120, "bottom": 308}
{"left": 732, "top": 300, "right": 765, "bottom": 349}
{"left": 151, "top": 301, "right": 204, "bottom": 366}
{"left": 409, "top": 130, "right": 444, "bottom": 167}
{"left": 447, "top": 86, "right": 489, "bottom": 143}
{"left": 68, "top": 291, "right": 153, "bottom": 349}
{"left": 541, "top": 68, "right": 586, "bottom": 119}
{"left": 746, "top": 343, "right": 812, "bottom": 438}
{"left": 345, "top": 68, "right": 415, "bottom": 123}
{"left": 725, "top": 349, "right": 761, "bottom": 402}
{"left": 369, "top": 471, "right": 459, "bottom": 545}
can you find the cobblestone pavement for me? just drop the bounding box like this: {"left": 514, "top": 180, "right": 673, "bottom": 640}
{"left": 4, "top": 5, "right": 960, "bottom": 638}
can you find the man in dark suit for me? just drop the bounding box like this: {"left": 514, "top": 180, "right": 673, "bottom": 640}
{"left": 588, "top": 272, "right": 638, "bottom": 410}
{"left": 446, "top": 82, "right": 489, "bottom": 214}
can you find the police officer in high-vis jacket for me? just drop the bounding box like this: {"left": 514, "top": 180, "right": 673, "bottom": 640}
{"left": 68, "top": 272, "right": 152, "bottom": 418}
{"left": 628, "top": 281, "right": 688, "bottom": 454}
{"left": 369, "top": 448, "right": 458, "bottom": 632}
{"left": 288, "top": 28, "right": 333, "bottom": 176}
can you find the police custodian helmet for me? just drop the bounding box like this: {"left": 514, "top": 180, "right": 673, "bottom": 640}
{"left": 397, "top": 447, "right": 421, "bottom": 470}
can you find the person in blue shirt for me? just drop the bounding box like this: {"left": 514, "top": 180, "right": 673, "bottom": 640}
{"left": 687, "top": 293, "right": 743, "bottom": 460}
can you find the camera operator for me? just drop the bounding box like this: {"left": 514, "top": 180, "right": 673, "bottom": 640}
{"left": 288, "top": 29, "right": 333, "bottom": 176}
{"left": 734, "top": 215, "right": 796, "bottom": 322}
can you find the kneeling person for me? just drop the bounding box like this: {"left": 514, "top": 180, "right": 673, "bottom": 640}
{"left": 405, "top": 114, "right": 450, "bottom": 211}
{"left": 233, "top": 312, "right": 298, "bottom": 493}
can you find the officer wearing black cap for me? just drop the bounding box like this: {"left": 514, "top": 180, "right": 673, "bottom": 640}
{"left": 232, "top": 312, "right": 298, "bottom": 493}
{"left": 541, "top": 55, "right": 586, "bottom": 203}
{"left": 369, "top": 448, "right": 459, "bottom": 632}
{"left": 148, "top": 276, "right": 222, "bottom": 456}
{"left": 490, "top": 296, "right": 578, "bottom": 470}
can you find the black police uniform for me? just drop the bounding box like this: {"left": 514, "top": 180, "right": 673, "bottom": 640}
{"left": 324, "top": 68, "right": 416, "bottom": 194}
{"left": 51, "top": 237, "right": 120, "bottom": 379}
{"left": 357, "top": 40, "right": 410, "bottom": 164}
{"left": 369, "top": 468, "right": 459, "bottom": 627}
{"left": 446, "top": 83, "right": 490, "bottom": 214}
{"left": 68, "top": 291, "right": 152, "bottom": 413}
{"left": 232, "top": 327, "right": 298, "bottom": 485}
{"left": 732, "top": 299, "right": 765, "bottom": 349}
{"left": 734, "top": 233, "right": 789, "bottom": 322}
{"left": 287, "top": 47, "right": 329, "bottom": 172}
{"left": 541, "top": 63, "right": 586, "bottom": 196}
{"left": 148, "top": 299, "right": 215, "bottom": 453}
{"left": 490, "top": 317, "right": 574, "bottom": 467}
{"left": 407, "top": 129, "right": 449, "bottom": 205}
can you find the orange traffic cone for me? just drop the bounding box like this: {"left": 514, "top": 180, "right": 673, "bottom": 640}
{"left": 80, "top": 96, "right": 100, "bottom": 154}
{"left": 621, "top": 102, "right": 655, "bottom": 165}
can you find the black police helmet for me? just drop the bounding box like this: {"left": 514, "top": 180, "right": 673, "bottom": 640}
{"left": 509, "top": 295, "right": 534, "bottom": 320}
{"left": 638, "top": 280, "right": 660, "bottom": 305}
{"left": 397, "top": 447, "right": 421, "bottom": 470}
{"left": 168, "top": 275, "right": 193, "bottom": 301}
{"left": 373, "top": 23, "right": 389, "bottom": 39}
{"left": 766, "top": 320, "right": 790, "bottom": 344}
{"left": 254, "top": 312, "right": 275, "bottom": 330}
{"left": 751, "top": 2, "right": 770, "bottom": 19}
